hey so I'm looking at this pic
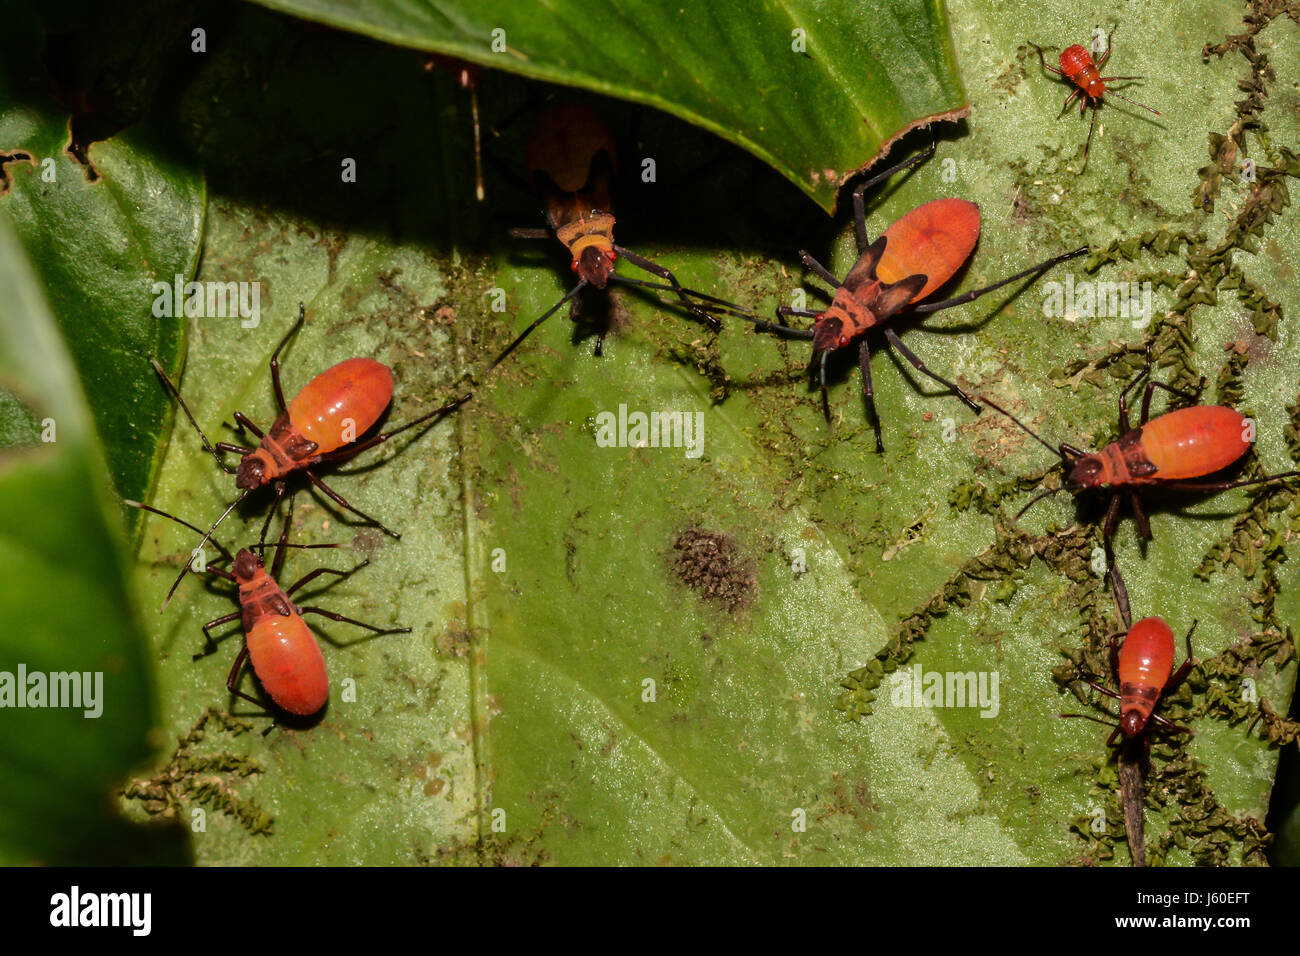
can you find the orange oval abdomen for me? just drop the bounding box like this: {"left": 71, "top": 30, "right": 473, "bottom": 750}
{"left": 288, "top": 358, "right": 394, "bottom": 455}
{"left": 1060, "top": 45, "right": 1094, "bottom": 76}
{"left": 1060, "top": 45, "right": 1103, "bottom": 95}
{"left": 525, "top": 103, "right": 617, "bottom": 193}
{"left": 876, "top": 199, "right": 981, "bottom": 302}
{"left": 246, "top": 613, "right": 329, "bottom": 716}
{"left": 1140, "top": 406, "right": 1250, "bottom": 480}
{"left": 1118, "top": 616, "right": 1175, "bottom": 704}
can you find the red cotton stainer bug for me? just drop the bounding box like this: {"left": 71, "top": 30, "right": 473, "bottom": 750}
{"left": 710, "top": 141, "right": 1088, "bottom": 451}
{"left": 126, "top": 496, "right": 409, "bottom": 717}
{"left": 151, "top": 303, "right": 471, "bottom": 607}
{"left": 1029, "top": 29, "right": 1161, "bottom": 172}
{"left": 982, "top": 345, "right": 1300, "bottom": 540}
{"left": 1062, "top": 552, "right": 1195, "bottom": 750}
{"left": 1060, "top": 550, "right": 1195, "bottom": 866}
{"left": 485, "top": 102, "right": 752, "bottom": 374}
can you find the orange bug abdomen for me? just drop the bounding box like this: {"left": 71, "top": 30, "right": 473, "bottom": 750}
{"left": 1117, "top": 616, "right": 1176, "bottom": 726}
{"left": 1060, "top": 45, "right": 1103, "bottom": 97}
{"left": 875, "top": 199, "right": 981, "bottom": 302}
{"left": 525, "top": 102, "right": 617, "bottom": 194}
{"left": 287, "top": 358, "right": 394, "bottom": 456}
{"left": 1138, "top": 406, "right": 1251, "bottom": 481}
{"left": 246, "top": 612, "right": 329, "bottom": 716}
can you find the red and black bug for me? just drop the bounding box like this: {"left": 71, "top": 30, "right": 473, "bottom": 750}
{"left": 1061, "top": 552, "right": 1195, "bottom": 866}
{"left": 1061, "top": 556, "right": 1195, "bottom": 749}
{"left": 152, "top": 304, "right": 470, "bottom": 606}
{"left": 127, "top": 496, "right": 408, "bottom": 717}
{"left": 715, "top": 142, "right": 1086, "bottom": 450}
{"left": 1030, "top": 29, "right": 1160, "bottom": 172}
{"left": 983, "top": 347, "right": 1300, "bottom": 539}
{"left": 486, "top": 102, "right": 751, "bottom": 373}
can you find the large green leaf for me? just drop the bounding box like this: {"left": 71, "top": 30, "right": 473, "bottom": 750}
{"left": 0, "top": 209, "right": 179, "bottom": 865}
{"left": 0, "top": 5, "right": 205, "bottom": 514}
{"left": 110, "top": 0, "right": 1300, "bottom": 866}
{"left": 246, "top": 0, "right": 969, "bottom": 213}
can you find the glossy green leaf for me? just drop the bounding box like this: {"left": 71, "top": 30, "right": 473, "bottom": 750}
{"left": 0, "top": 8, "right": 205, "bottom": 513}
{"left": 108, "top": 0, "right": 1300, "bottom": 866}
{"left": 246, "top": 0, "right": 970, "bottom": 213}
{"left": 0, "top": 210, "right": 179, "bottom": 865}
{"left": 0, "top": 0, "right": 1285, "bottom": 867}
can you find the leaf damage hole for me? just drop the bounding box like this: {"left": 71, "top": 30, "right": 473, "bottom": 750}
{"left": 0, "top": 151, "right": 35, "bottom": 195}
{"left": 64, "top": 125, "right": 100, "bottom": 183}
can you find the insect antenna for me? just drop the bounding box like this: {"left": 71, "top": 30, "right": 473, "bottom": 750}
{"left": 150, "top": 358, "right": 236, "bottom": 474}
{"left": 980, "top": 394, "right": 1070, "bottom": 460}
{"left": 741, "top": 312, "right": 816, "bottom": 339}
{"left": 483, "top": 281, "right": 587, "bottom": 378}
{"left": 1105, "top": 89, "right": 1161, "bottom": 116}
{"left": 1015, "top": 486, "right": 1067, "bottom": 520}
{"left": 606, "top": 274, "right": 758, "bottom": 324}
{"left": 1059, "top": 712, "right": 1119, "bottom": 729}
{"left": 246, "top": 542, "right": 343, "bottom": 552}
{"left": 124, "top": 499, "right": 235, "bottom": 566}
{"left": 160, "top": 491, "right": 249, "bottom": 611}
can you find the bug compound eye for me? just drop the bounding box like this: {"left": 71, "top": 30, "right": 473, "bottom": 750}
{"left": 570, "top": 259, "right": 580, "bottom": 273}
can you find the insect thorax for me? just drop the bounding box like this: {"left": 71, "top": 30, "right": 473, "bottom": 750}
{"left": 556, "top": 213, "right": 616, "bottom": 253}
{"left": 266, "top": 414, "right": 320, "bottom": 464}
{"left": 239, "top": 579, "right": 295, "bottom": 632}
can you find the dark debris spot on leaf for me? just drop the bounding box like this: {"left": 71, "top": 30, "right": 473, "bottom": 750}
{"left": 670, "top": 527, "right": 756, "bottom": 614}
{"left": 422, "top": 797, "right": 561, "bottom": 866}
